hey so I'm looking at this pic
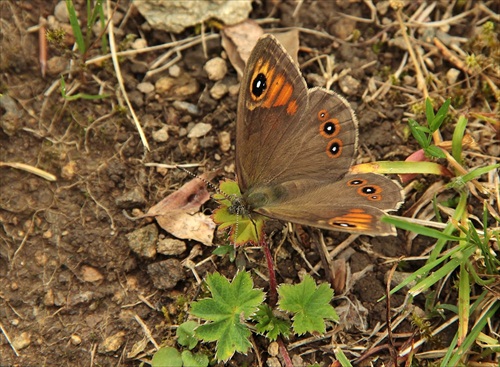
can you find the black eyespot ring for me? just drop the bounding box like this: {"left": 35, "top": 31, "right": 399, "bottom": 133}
{"left": 348, "top": 179, "right": 365, "bottom": 186}
{"left": 252, "top": 73, "right": 267, "bottom": 97}
{"left": 362, "top": 186, "right": 376, "bottom": 194}
{"left": 327, "top": 139, "right": 342, "bottom": 158}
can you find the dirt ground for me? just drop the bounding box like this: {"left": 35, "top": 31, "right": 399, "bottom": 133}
{"left": 1, "top": 1, "right": 498, "bottom": 366}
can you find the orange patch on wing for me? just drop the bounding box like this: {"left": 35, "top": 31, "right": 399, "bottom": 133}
{"left": 262, "top": 72, "right": 285, "bottom": 108}
{"left": 286, "top": 100, "right": 298, "bottom": 115}
{"left": 329, "top": 208, "right": 373, "bottom": 230}
{"left": 274, "top": 83, "right": 293, "bottom": 107}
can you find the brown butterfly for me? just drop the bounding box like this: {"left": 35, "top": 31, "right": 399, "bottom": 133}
{"left": 233, "top": 34, "right": 404, "bottom": 236}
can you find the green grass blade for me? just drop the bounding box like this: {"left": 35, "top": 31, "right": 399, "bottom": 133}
{"left": 408, "top": 246, "right": 475, "bottom": 296}
{"left": 460, "top": 163, "right": 500, "bottom": 183}
{"left": 452, "top": 116, "right": 468, "bottom": 164}
{"left": 457, "top": 263, "right": 470, "bottom": 345}
{"left": 334, "top": 347, "right": 353, "bottom": 367}
{"left": 66, "top": 0, "right": 86, "bottom": 53}
{"left": 382, "top": 216, "right": 462, "bottom": 241}
{"left": 448, "top": 301, "right": 500, "bottom": 366}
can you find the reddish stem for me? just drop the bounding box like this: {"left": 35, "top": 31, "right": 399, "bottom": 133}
{"left": 278, "top": 337, "right": 293, "bottom": 367}
{"left": 260, "top": 235, "right": 278, "bottom": 307}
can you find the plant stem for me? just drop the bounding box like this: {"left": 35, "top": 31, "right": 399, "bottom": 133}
{"left": 278, "top": 337, "right": 293, "bottom": 367}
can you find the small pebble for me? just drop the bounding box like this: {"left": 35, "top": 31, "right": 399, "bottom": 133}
{"left": 81, "top": 265, "right": 104, "bottom": 283}
{"left": 98, "top": 331, "right": 126, "bottom": 354}
{"left": 12, "top": 332, "right": 31, "bottom": 351}
{"left": 147, "top": 259, "right": 184, "bottom": 290}
{"left": 218, "top": 131, "right": 231, "bottom": 152}
{"left": 338, "top": 75, "right": 360, "bottom": 96}
{"left": 210, "top": 81, "right": 228, "bottom": 100}
{"left": 128, "top": 90, "right": 144, "bottom": 108}
{"left": 152, "top": 126, "right": 169, "bottom": 143}
{"left": 71, "top": 334, "right": 82, "bottom": 345}
{"left": 126, "top": 224, "right": 158, "bottom": 258}
{"left": 172, "top": 100, "right": 201, "bottom": 116}
{"left": 188, "top": 122, "right": 212, "bottom": 138}
{"left": 266, "top": 357, "right": 281, "bottom": 367}
{"left": 403, "top": 75, "right": 416, "bottom": 86}
{"left": 61, "top": 160, "right": 77, "bottom": 180}
{"left": 44, "top": 289, "right": 55, "bottom": 306}
{"left": 157, "top": 238, "right": 187, "bottom": 256}
{"left": 446, "top": 68, "right": 461, "bottom": 85}
{"left": 132, "top": 38, "right": 147, "bottom": 50}
{"left": 156, "top": 75, "right": 199, "bottom": 98}
{"left": 204, "top": 57, "right": 227, "bottom": 81}
{"left": 54, "top": 1, "right": 70, "bottom": 23}
{"left": 137, "top": 82, "right": 154, "bottom": 94}
{"left": 115, "top": 188, "right": 147, "bottom": 209}
{"left": 306, "top": 73, "right": 326, "bottom": 87}
{"left": 228, "top": 83, "right": 240, "bottom": 96}
{"left": 268, "top": 341, "right": 279, "bottom": 356}
{"left": 376, "top": 0, "right": 390, "bottom": 15}
{"left": 169, "top": 64, "right": 181, "bottom": 78}
{"left": 46, "top": 56, "right": 68, "bottom": 76}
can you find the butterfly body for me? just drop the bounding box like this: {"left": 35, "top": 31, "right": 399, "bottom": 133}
{"left": 234, "top": 35, "right": 403, "bottom": 236}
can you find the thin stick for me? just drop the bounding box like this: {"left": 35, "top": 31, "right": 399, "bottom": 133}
{"left": 0, "top": 322, "right": 19, "bottom": 356}
{"left": 134, "top": 313, "right": 160, "bottom": 350}
{"left": 106, "top": 0, "right": 150, "bottom": 151}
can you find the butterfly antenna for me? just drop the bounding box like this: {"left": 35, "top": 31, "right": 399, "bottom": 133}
{"left": 175, "top": 165, "right": 234, "bottom": 201}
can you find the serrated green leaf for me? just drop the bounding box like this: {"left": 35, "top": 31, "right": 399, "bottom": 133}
{"left": 176, "top": 321, "right": 199, "bottom": 350}
{"left": 278, "top": 275, "right": 338, "bottom": 335}
{"left": 212, "top": 180, "right": 266, "bottom": 245}
{"left": 151, "top": 347, "right": 182, "bottom": 367}
{"left": 191, "top": 271, "right": 265, "bottom": 361}
{"left": 253, "top": 304, "right": 291, "bottom": 340}
{"left": 181, "top": 350, "right": 209, "bottom": 367}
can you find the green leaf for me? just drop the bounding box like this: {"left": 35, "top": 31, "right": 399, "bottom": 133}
{"left": 181, "top": 350, "right": 209, "bottom": 367}
{"left": 151, "top": 347, "right": 182, "bottom": 367}
{"left": 430, "top": 98, "right": 451, "bottom": 132}
{"left": 191, "top": 271, "right": 265, "bottom": 361}
{"left": 425, "top": 145, "right": 447, "bottom": 159}
{"left": 212, "top": 180, "right": 265, "bottom": 245}
{"left": 408, "top": 119, "right": 430, "bottom": 149}
{"left": 253, "top": 304, "right": 291, "bottom": 340}
{"left": 212, "top": 245, "right": 236, "bottom": 261}
{"left": 176, "top": 320, "right": 199, "bottom": 350}
{"left": 451, "top": 115, "right": 468, "bottom": 164}
{"left": 278, "top": 275, "right": 338, "bottom": 335}
{"left": 425, "top": 98, "right": 435, "bottom": 127}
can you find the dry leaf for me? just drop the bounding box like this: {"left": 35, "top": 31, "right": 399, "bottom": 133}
{"left": 222, "top": 19, "right": 264, "bottom": 78}
{"left": 222, "top": 23, "right": 300, "bottom": 78}
{"left": 144, "top": 171, "right": 218, "bottom": 246}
